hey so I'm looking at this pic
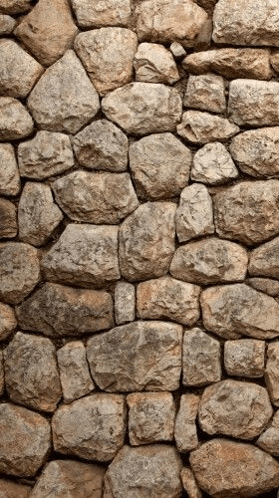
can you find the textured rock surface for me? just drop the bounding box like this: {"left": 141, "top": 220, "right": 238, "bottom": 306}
{"left": 248, "top": 277, "right": 279, "bottom": 297}
{"left": 257, "top": 410, "right": 279, "bottom": 456}
{"left": 0, "top": 479, "right": 31, "bottom": 498}
{"left": 71, "top": 0, "right": 131, "bottom": 28}
{"left": 181, "top": 468, "right": 202, "bottom": 498}
{"left": 0, "top": 15, "right": 16, "bottom": 34}
{"left": 0, "top": 143, "right": 20, "bottom": 196}
{"left": 0, "top": 0, "right": 31, "bottom": 14}
{"left": 265, "top": 342, "right": 279, "bottom": 407}
{"left": 183, "top": 327, "right": 221, "bottom": 386}
{"left": 0, "top": 198, "right": 17, "bottom": 239}
{"left": 134, "top": 43, "right": 179, "bottom": 84}
{"left": 184, "top": 73, "right": 226, "bottom": 113}
{"left": 224, "top": 339, "right": 265, "bottom": 378}
{"left": 249, "top": 236, "right": 279, "bottom": 279}
{"left": 174, "top": 394, "right": 199, "bottom": 452}
{"left": 0, "top": 97, "right": 34, "bottom": 141}
{"left": 192, "top": 142, "right": 238, "bottom": 185}
{"left": 0, "top": 351, "right": 4, "bottom": 396}
{"left": 115, "top": 281, "right": 135, "bottom": 325}
{"left": 0, "top": 302, "right": 17, "bottom": 341}
{"left": 177, "top": 110, "right": 239, "bottom": 144}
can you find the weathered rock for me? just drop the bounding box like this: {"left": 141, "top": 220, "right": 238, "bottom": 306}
{"left": 119, "top": 202, "right": 176, "bottom": 281}
{"left": 175, "top": 183, "right": 214, "bottom": 243}
{"left": 73, "top": 119, "right": 128, "bottom": 172}
{"left": 18, "top": 182, "right": 63, "bottom": 246}
{"left": 190, "top": 438, "right": 279, "bottom": 498}
{"left": 0, "top": 199, "right": 17, "bottom": 239}
{"left": 248, "top": 278, "right": 279, "bottom": 297}
{"left": 16, "top": 282, "right": 114, "bottom": 337}
{"left": 27, "top": 51, "right": 100, "bottom": 135}
{"left": 87, "top": 321, "right": 182, "bottom": 392}
{"left": 127, "top": 392, "right": 175, "bottom": 445}
{"left": 115, "top": 281, "right": 135, "bottom": 325}
{"left": 104, "top": 445, "right": 182, "bottom": 498}
{"left": 0, "top": 479, "right": 31, "bottom": 498}
{"left": 271, "top": 51, "right": 279, "bottom": 73}
{"left": 249, "top": 236, "right": 279, "bottom": 279}
{"left": 257, "top": 410, "right": 279, "bottom": 456}
{"left": 0, "top": 0, "right": 31, "bottom": 14}
{"left": 129, "top": 133, "right": 191, "bottom": 200}
{"left": 102, "top": 82, "right": 182, "bottom": 136}
{"left": 177, "top": 110, "right": 240, "bottom": 144}
{"left": 134, "top": 43, "right": 180, "bottom": 84}
{"left": 192, "top": 142, "right": 238, "bottom": 185}
{"left": 224, "top": 339, "right": 265, "bottom": 378}
{"left": 71, "top": 0, "right": 131, "bottom": 28}
{"left": 14, "top": 0, "right": 78, "bottom": 66}
{"left": 214, "top": 180, "right": 279, "bottom": 245}
{"left": 184, "top": 73, "right": 226, "bottom": 114}
{"left": 0, "top": 351, "right": 4, "bottom": 396}
{"left": 0, "top": 403, "right": 51, "bottom": 477}
{"left": 0, "top": 243, "right": 40, "bottom": 304}
{"left": 265, "top": 342, "right": 279, "bottom": 406}
{"left": 0, "top": 302, "right": 17, "bottom": 341}
{"left": 75, "top": 28, "right": 137, "bottom": 96}
{"left": 0, "top": 144, "right": 20, "bottom": 196}
{"left": 52, "top": 394, "right": 126, "bottom": 462}
{"left": 0, "top": 14, "right": 16, "bottom": 34}
{"left": 181, "top": 468, "right": 202, "bottom": 498}
{"left": 201, "top": 283, "right": 279, "bottom": 340}
{"left": 0, "top": 97, "right": 33, "bottom": 141}
{"left": 170, "top": 41, "right": 186, "bottom": 58}
{"left": 52, "top": 171, "right": 139, "bottom": 224}
{"left": 41, "top": 224, "right": 120, "bottom": 288}
{"left": 137, "top": 276, "right": 200, "bottom": 326}
{"left": 183, "top": 327, "right": 221, "bottom": 386}
{"left": 4, "top": 331, "right": 62, "bottom": 412}
{"left": 174, "top": 394, "right": 199, "bottom": 452}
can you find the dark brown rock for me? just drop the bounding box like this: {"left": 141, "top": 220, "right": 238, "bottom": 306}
{"left": 0, "top": 199, "right": 17, "bottom": 239}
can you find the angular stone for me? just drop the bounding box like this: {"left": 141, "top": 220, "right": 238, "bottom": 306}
{"left": 170, "top": 42, "right": 186, "bottom": 59}
{"left": 0, "top": 0, "right": 31, "bottom": 14}
{"left": 181, "top": 468, "right": 202, "bottom": 498}
{"left": 129, "top": 133, "right": 191, "bottom": 200}
{"left": 174, "top": 394, "right": 199, "bottom": 453}
{"left": 52, "top": 394, "right": 126, "bottom": 462}
{"left": 192, "top": 142, "right": 238, "bottom": 185}
{"left": 102, "top": 82, "right": 182, "bottom": 136}
{"left": 257, "top": 410, "right": 279, "bottom": 456}
{"left": 0, "top": 14, "right": 16, "bottom": 34}
{"left": 127, "top": 392, "right": 175, "bottom": 445}
{"left": 190, "top": 438, "right": 279, "bottom": 498}
{"left": 16, "top": 282, "right": 114, "bottom": 337}
{"left": 177, "top": 110, "right": 240, "bottom": 144}
{"left": 0, "top": 302, "right": 17, "bottom": 341}
{"left": 183, "top": 327, "right": 221, "bottom": 387}
{"left": 265, "top": 342, "right": 279, "bottom": 407}
{"left": 73, "top": 119, "right": 128, "bottom": 172}
{"left": 224, "top": 339, "right": 265, "bottom": 378}
{"left": 104, "top": 445, "right": 182, "bottom": 498}
{"left": 41, "top": 224, "right": 120, "bottom": 288}
{"left": 27, "top": 51, "right": 100, "bottom": 135}
{"left": 137, "top": 276, "right": 200, "bottom": 326}
{"left": 0, "top": 479, "right": 31, "bottom": 498}
{"left": 249, "top": 237, "right": 279, "bottom": 279}
{"left": 0, "top": 97, "right": 33, "bottom": 141}
{"left": 184, "top": 73, "right": 226, "bottom": 114}
{"left": 73, "top": 0, "right": 131, "bottom": 27}
{"left": 0, "top": 351, "right": 4, "bottom": 396}
{"left": 87, "top": 321, "right": 182, "bottom": 392}
{"left": 15, "top": 0, "right": 78, "bottom": 66}
{"left": 271, "top": 51, "right": 279, "bottom": 73}
{"left": 201, "top": 283, "right": 279, "bottom": 340}
{"left": 0, "top": 144, "right": 20, "bottom": 196}
{"left": 119, "top": 202, "right": 176, "bottom": 281}
{"left": 0, "top": 403, "right": 51, "bottom": 477}
{"left": 115, "top": 281, "right": 135, "bottom": 325}
{"left": 0, "top": 243, "right": 40, "bottom": 304}
{"left": 134, "top": 43, "right": 180, "bottom": 84}
{"left": 248, "top": 278, "right": 279, "bottom": 297}
{"left": 0, "top": 199, "right": 17, "bottom": 239}
{"left": 52, "top": 171, "right": 139, "bottom": 224}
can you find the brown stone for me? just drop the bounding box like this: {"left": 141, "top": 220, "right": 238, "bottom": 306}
{"left": 191, "top": 142, "right": 238, "bottom": 185}
{"left": 257, "top": 410, "right": 279, "bottom": 457}
{"left": 183, "top": 327, "right": 221, "bottom": 387}
{"left": 0, "top": 351, "right": 4, "bottom": 397}
{"left": 0, "top": 0, "right": 31, "bottom": 14}
{"left": 115, "top": 281, "right": 135, "bottom": 325}
{"left": 0, "top": 97, "right": 34, "bottom": 141}
{"left": 0, "top": 479, "right": 31, "bottom": 498}
{"left": 174, "top": 394, "right": 199, "bottom": 452}
{"left": 249, "top": 236, "right": 279, "bottom": 279}
{"left": 265, "top": 342, "right": 279, "bottom": 407}
{"left": 224, "top": 339, "right": 265, "bottom": 378}
{"left": 0, "top": 302, "right": 17, "bottom": 341}
{"left": 248, "top": 278, "right": 279, "bottom": 297}
{"left": 0, "top": 144, "right": 20, "bottom": 196}
{"left": 181, "top": 468, "right": 202, "bottom": 498}
{"left": 184, "top": 73, "right": 226, "bottom": 114}
{"left": 177, "top": 110, "right": 240, "bottom": 144}
{"left": 0, "top": 14, "right": 16, "bottom": 34}
{"left": 0, "top": 199, "right": 17, "bottom": 239}
{"left": 134, "top": 43, "right": 180, "bottom": 84}
{"left": 71, "top": 0, "right": 131, "bottom": 28}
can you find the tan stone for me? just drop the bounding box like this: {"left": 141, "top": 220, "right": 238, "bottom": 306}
{"left": 0, "top": 14, "right": 16, "bottom": 34}
{"left": 248, "top": 278, "right": 279, "bottom": 297}
{"left": 0, "top": 199, "right": 17, "bottom": 239}
{"left": 134, "top": 43, "right": 179, "bottom": 84}
{"left": 265, "top": 342, "right": 279, "bottom": 406}
{"left": 71, "top": 0, "right": 131, "bottom": 28}
{"left": 0, "top": 144, "right": 20, "bottom": 196}
{"left": 224, "top": 339, "right": 265, "bottom": 378}
{"left": 174, "top": 394, "right": 199, "bottom": 452}
{"left": 192, "top": 142, "right": 238, "bottom": 185}
{"left": 181, "top": 468, "right": 202, "bottom": 498}
{"left": 0, "top": 479, "right": 31, "bottom": 498}
{"left": 0, "top": 351, "right": 4, "bottom": 397}
{"left": 249, "top": 237, "right": 279, "bottom": 279}
{"left": 115, "top": 281, "right": 135, "bottom": 325}
{"left": 184, "top": 73, "right": 226, "bottom": 114}
{"left": 0, "top": 97, "right": 33, "bottom": 141}
{"left": 257, "top": 410, "right": 279, "bottom": 456}
{"left": 0, "top": 302, "right": 17, "bottom": 341}
{"left": 170, "top": 42, "right": 186, "bottom": 59}
{"left": 177, "top": 110, "right": 240, "bottom": 144}
{"left": 271, "top": 51, "right": 279, "bottom": 72}
{"left": 0, "top": 0, "right": 31, "bottom": 14}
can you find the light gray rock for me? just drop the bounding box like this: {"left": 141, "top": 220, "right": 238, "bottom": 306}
{"left": 115, "top": 281, "right": 135, "bottom": 325}
{"left": 0, "top": 144, "right": 20, "bottom": 196}
{"left": 265, "top": 342, "right": 279, "bottom": 406}
{"left": 0, "top": 14, "right": 16, "bottom": 34}
{"left": 0, "top": 479, "right": 31, "bottom": 498}
{"left": 0, "top": 351, "right": 4, "bottom": 397}
{"left": 177, "top": 110, "right": 240, "bottom": 144}
{"left": 0, "top": 0, "right": 31, "bottom": 14}
{"left": 71, "top": 0, "right": 131, "bottom": 28}
{"left": 183, "top": 328, "right": 221, "bottom": 387}
{"left": 224, "top": 339, "right": 265, "bottom": 378}
{"left": 0, "top": 97, "right": 33, "bottom": 141}
{"left": 248, "top": 278, "right": 279, "bottom": 297}
{"left": 249, "top": 236, "right": 279, "bottom": 279}
{"left": 174, "top": 394, "right": 199, "bottom": 452}
{"left": 134, "top": 43, "right": 180, "bottom": 84}
{"left": 184, "top": 73, "right": 226, "bottom": 114}
{"left": 192, "top": 142, "right": 238, "bottom": 185}
{"left": 0, "top": 302, "right": 17, "bottom": 341}
{"left": 170, "top": 42, "right": 186, "bottom": 59}
{"left": 181, "top": 468, "right": 202, "bottom": 498}
{"left": 0, "top": 198, "right": 17, "bottom": 239}
{"left": 257, "top": 410, "right": 279, "bottom": 456}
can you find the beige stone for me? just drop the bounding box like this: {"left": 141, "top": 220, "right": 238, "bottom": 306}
{"left": 0, "top": 199, "right": 17, "bottom": 239}
{"left": 71, "top": 0, "right": 131, "bottom": 28}
{"left": 0, "top": 351, "right": 4, "bottom": 397}
{"left": 249, "top": 236, "right": 279, "bottom": 279}
{"left": 174, "top": 394, "right": 199, "bottom": 452}
{"left": 257, "top": 410, "right": 279, "bottom": 456}
{"left": 248, "top": 278, "right": 279, "bottom": 297}
{"left": 265, "top": 342, "right": 279, "bottom": 406}
{"left": 271, "top": 51, "right": 279, "bottom": 72}
{"left": 0, "top": 302, "right": 17, "bottom": 341}
{"left": 0, "top": 144, "right": 20, "bottom": 196}
{"left": 0, "top": 97, "right": 33, "bottom": 141}
{"left": 170, "top": 42, "right": 186, "bottom": 59}
{"left": 181, "top": 468, "right": 202, "bottom": 498}
{"left": 177, "top": 110, "right": 240, "bottom": 144}
{"left": 224, "top": 339, "right": 265, "bottom": 378}
{"left": 0, "top": 14, "right": 16, "bottom": 34}
{"left": 134, "top": 43, "right": 180, "bottom": 84}
{"left": 184, "top": 73, "right": 226, "bottom": 114}
{"left": 192, "top": 142, "right": 238, "bottom": 185}
{"left": 115, "top": 281, "right": 135, "bottom": 325}
{"left": 0, "top": 0, "right": 31, "bottom": 14}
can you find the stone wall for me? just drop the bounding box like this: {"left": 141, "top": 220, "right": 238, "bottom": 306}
{"left": 2, "top": 0, "right": 279, "bottom": 496}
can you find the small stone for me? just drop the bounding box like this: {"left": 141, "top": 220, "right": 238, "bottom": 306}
{"left": 175, "top": 183, "right": 214, "bottom": 243}
{"left": 174, "top": 394, "right": 199, "bottom": 452}
{"left": 181, "top": 468, "right": 202, "bottom": 498}
{"left": 102, "top": 82, "right": 182, "bottom": 136}
{"left": 52, "top": 171, "right": 139, "bottom": 224}
{"left": 71, "top": 0, "right": 131, "bottom": 28}
{"left": 192, "top": 142, "right": 238, "bottom": 185}
{"left": 271, "top": 51, "right": 279, "bottom": 72}
{"left": 0, "top": 302, "right": 17, "bottom": 341}
{"left": 249, "top": 237, "right": 279, "bottom": 279}
{"left": 16, "top": 282, "right": 114, "bottom": 337}
{"left": 41, "top": 224, "right": 120, "bottom": 288}
{"left": 119, "top": 202, "right": 176, "bottom": 281}
{"left": 0, "top": 144, "right": 20, "bottom": 196}
{"left": 0, "top": 97, "right": 33, "bottom": 141}
{"left": 0, "top": 403, "right": 51, "bottom": 477}
{"left": 27, "top": 51, "right": 100, "bottom": 135}
{"left": 257, "top": 410, "right": 279, "bottom": 456}
{"left": 87, "top": 321, "right": 182, "bottom": 392}
{"left": 248, "top": 278, "right": 279, "bottom": 297}
{"left": 184, "top": 73, "right": 226, "bottom": 114}
{"left": 265, "top": 342, "right": 279, "bottom": 406}
{"left": 0, "top": 243, "right": 40, "bottom": 304}
{"left": 0, "top": 479, "right": 31, "bottom": 498}
{"left": 129, "top": 132, "right": 191, "bottom": 200}
{"left": 134, "top": 43, "right": 180, "bottom": 84}
{"left": 170, "top": 42, "right": 186, "bottom": 59}
{"left": 14, "top": 0, "right": 78, "bottom": 66}
{"left": 73, "top": 119, "right": 128, "bottom": 172}
{"left": 0, "top": 351, "right": 4, "bottom": 396}
{"left": 0, "top": 199, "right": 17, "bottom": 239}
{"left": 0, "top": 0, "right": 31, "bottom": 14}
{"left": 177, "top": 110, "right": 240, "bottom": 144}
{"left": 137, "top": 276, "right": 200, "bottom": 326}
{"left": 0, "top": 14, "right": 16, "bottom": 34}
{"left": 127, "top": 392, "right": 175, "bottom": 445}
{"left": 52, "top": 394, "right": 126, "bottom": 462}
{"left": 224, "top": 339, "right": 265, "bottom": 378}
{"left": 115, "top": 281, "right": 135, "bottom": 325}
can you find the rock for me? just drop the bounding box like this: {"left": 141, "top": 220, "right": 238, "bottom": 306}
{"left": 201, "top": 283, "right": 279, "bottom": 340}
{"left": 14, "top": 0, "right": 78, "bottom": 66}
{"left": 190, "top": 438, "right": 279, "bottom": 498}
{"left": 87, "top": 321, "right": 182, "bottom": 392}
{"left": 115, "top": 281, "right": 135, "bottom": 325}
{"left": 182, "top": 327, "right": 221, "bottom": 387}
{"left": 4, "top": 331, "right": 62, "bottom": 412}
{"left": 0, "top": 302, "right": 17, "bottom": 341}
{"left": 71, "top": 0, "right": 131, "bottom": 28}
{"left": 170, "top": 42, "right": 186, "bottom": 58}
{"left": 0, "top": 479, "right": 31, "bottom": 498}
{"left": 137, "top": 276, "right": 200, "bottom": 326}
{"left": 73, "top": 119, "right": 128, "bottom": 172}
{"left": 175, "top": 183, "right": 214, "bottom": 243}
{"left": 249, "top": 236, "right": 279, "bottom": 279}
{"left": 174, "top": 394, "right": 199, "bottom": 452}
{"left": 27, "top": 51, "right": 100, "bottom": 135}
{"left": 134, "top": 43, "right": 180, "bottom": 84}
{"left": 16, "top": 282, "right": 114, "bottom": 337}
{"left": 29, "top": 460, "right": 105, "bottom": 498}
{"left": 0, "top": 243, "right": 40, "bottom": 304}
{"left": 271, "top": 51, "right": 279, "bottom": 72}
{"left": 0, "top": 97, "right": 33, "bottom": 141}
{"left": 57, "top": 341, "right": 94, "bottom": 404}
{"left": 119, "top": 202, "right": 176, "bottom": 281}
{"left": 52, "top": 394, "right": 126, "bottom": 462}
{"left": 257, "top": 410, "right": 279, "bottom": 456}
{"left": 52, "top": 171, "right": 139, "bottom": 224}
{"left": 0, "top": 403, "right": 51, "bottom": 477}
{"left": 127, "top": 392, "right": 175, "bottom": 445}
{"left": 181, "top": 468, "right": 202, "bottom": 498}
{"left": 102, "top": 82, "right": 182, "bottom": 136}
{"left": 0, "top": 199, "right": 17, "bottom": 239}
{"left": 0, "top": 144, "right": 20, "bottom": 196}
{"left": 248, "top": 278, "right": 279, "bottom": 297}
{"left": 191, "top": 142, "right": 238, "bottom": 185}
{"left": 75, "top": 28, "right": 137, "bottom": 96}
{"left": 224, "top": 339, "right": 265, "bottom": 378}
{"left": 170, "top": 238, "right": 248, "bottom": 285}
{"left": 129, "top": 133, "right": 191, "bottom": 200}
{"left": 104, "top": 445, "right": 182, "bottom": 498}
{"left": 177, "top": 110, "right": 240, "bottom": 144}
{"left": 265, "top": 342, "right": 279, "bottom": 406}
{"left": 18, "top": 182, "right": 63, "bottom": 246}
{"left": 0, "top": 0, "right": 31, "bottom": 14}
{"left": 0, "top": 351, "right": 4, "bottom": 396}
{"left": 0, "top": 14, "right": 16, "bottom": 34}
{"left": 184, "top": 73, "right": 226, "bottom": 114}
{"left": 41, "top": 224, "right": 120, "bottom": 288}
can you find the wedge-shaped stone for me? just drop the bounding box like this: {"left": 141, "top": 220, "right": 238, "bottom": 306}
{"left": 0, "top": 144, "right": 20, "bottom": 196}
{"left": 71, "top": 0, "right": 131, "bottom": 28}
{"left": 0, "top": 0, "right": 31, "bottom": 14}
{"left": 0, "top": 302, "right": 17, "bottom": 341}
{"left": 174, "top": 394, "right": 199, "bottom": 452}
{"left": 183, "top": 327, "right": 221, "bottom": 386}
{"left": 0, "top": 479, "right": 31, "bottom": 498}
{"left": 177, "top": 110, "right": 240, "bottom": 144}
{"left": 0, "top": 97, "right": 33, "bottom": 141}
{"left": 134, "top": 43, "right": 180, "bottom": 84}
{"left": 265, "top": 342, "right": 279, "bottom": 407}
{"left": 257, "top": 410, "right": 279, "bottom": 456}
{"left": 224, "top": 339, "right": 265, "bottom": 378}
{"left": 184, "top": 73, "right": 226, "bottom": 114}
{"left": 87, "top": 321, "right": 182, "bottom": 392}
{"left": 181, "top": 468, "right": 202, "bottom": 498}
{"left": 249, "top": 236, "right": 279, "bottom": 278}
{"left": 0, "top": 198, "right": 17, "bottom": 239}
{"left": 115, "top": 281, "right": 135, "bottom": 325}
{"left": 0, "top": 14, "right": 16, "bottom": 34}
{"left": 192, "top": 142, "right": 238, "bottom": 185}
